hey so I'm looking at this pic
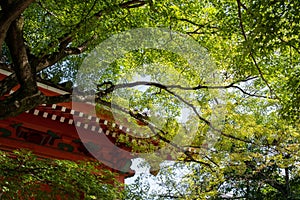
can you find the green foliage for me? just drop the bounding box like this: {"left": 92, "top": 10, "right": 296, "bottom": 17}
{"left": 0, "top": 150, "right": 124, "bottom": 200}
{"left": 2, "top": 0, "right": 300, "bottom": 199}
{"left": 97, "top": 1, "right": 300, "bottom": 199}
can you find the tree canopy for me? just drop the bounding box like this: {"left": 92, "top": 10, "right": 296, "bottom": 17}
{"left": 0, "top": 150, "right": 125, "bottom": 199}
{"left": 1, "top": 0, "right": 300, "bottom": 199}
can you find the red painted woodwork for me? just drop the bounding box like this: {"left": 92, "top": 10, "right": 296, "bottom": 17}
{"left": 0, "top": 70, "right": 135, "bottom": 186}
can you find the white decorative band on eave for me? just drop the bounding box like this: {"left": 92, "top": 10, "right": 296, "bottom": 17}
{"left": 60, "top": 117, "right": 65, "bottom": 122}
{"left": 43, "top": 112, "right": 48, "bottom": 118}
{"left": 33, "top": 109, "right": 39, "bottom": 115}
{"left": 26, "top": 102, "right": 138, "bottom": 144}
{"left": 76, "top": 121, "right": 81, "bottom": 127}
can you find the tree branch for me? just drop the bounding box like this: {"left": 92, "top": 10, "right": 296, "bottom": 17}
{"left": 97, "top": 77, "right": 271, "bottom": 99}
{"left": 177, "top": 18, "right": 218, "bottom": 30}
{"left": 0, "top": 0, "right": 150, "bottom": 118}
{"left": 236, "top": 0, "right": 279, "bottom": 99}
{"left": 0, "top": 16, "right": 73, "bottom": 119}
{"left": 161, "top": 86, "right": 253, "bottom": 144}
{"left": 0, "top": 91, "right": 44, "bottom": 119}
{"left": 119, "top": 0, "right": 147, "bottom": 9}
{"left": 96, "top": 80, "right": 258, "bottom": 144}
{"left": 5, "top": 17, "right": 37, "bottom": 93}
{"left": 278, "top": 37, "right": 300, "bottom": 55}
{"left": 0, "top": 73, "right": 17, "bottom": 96}
{"left": 96, "top": 81, "right": 256, "bottom": 143}
{"left": 34, "top": 0, "right": 148, "bottom": 72}
{"left": 0, "top": 92, "right": 72, "bottom": 119}
{"left": 91, "top": 97, "right": 214, "bottom": 168}
{"left": 0, "top": 0, "right": 34, "bottom": 54}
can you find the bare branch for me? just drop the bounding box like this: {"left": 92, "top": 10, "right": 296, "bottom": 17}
{"left": 97, "top": 76, "right": 271, "bottom": 99}
{"left": 96, "top": 80, "right": 256, "bottom": 144}
{"left": 161, "top": 85, "right": 253, "bottom": 144}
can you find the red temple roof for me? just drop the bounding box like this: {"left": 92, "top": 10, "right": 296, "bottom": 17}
{"left": 0, "top": 69, "right": 136, "bottom": 182}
